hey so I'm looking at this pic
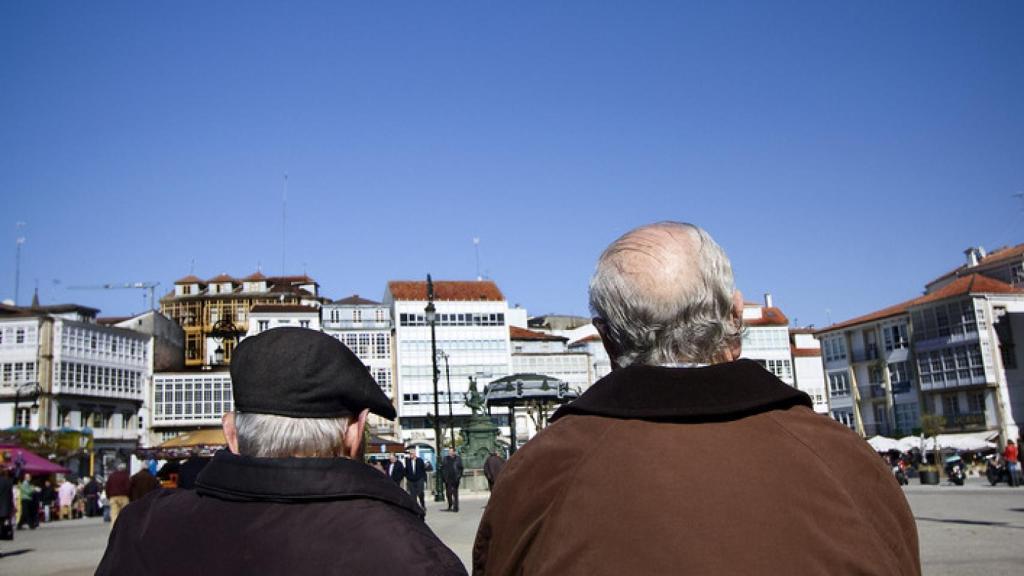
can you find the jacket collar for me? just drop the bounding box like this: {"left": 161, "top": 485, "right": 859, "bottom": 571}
{"left": 551, "top": 359, "right": 812, "bottom": 423}
{"left": 195, "top": 451, "right": 423, "bottom": 517}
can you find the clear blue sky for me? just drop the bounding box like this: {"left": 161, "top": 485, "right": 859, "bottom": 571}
{"left": 2, "top": 2, "right": 1022, "bottom": 327}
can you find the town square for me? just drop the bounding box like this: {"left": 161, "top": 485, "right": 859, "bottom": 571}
{"left": 3, "top": 2, "right": 1023, "bottom": 575}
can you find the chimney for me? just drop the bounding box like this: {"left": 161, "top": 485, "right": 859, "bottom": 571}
{"left": 964, "top": 246, "right": 986, "bottom": 268}
{"left": 764, "top": 293, "right": 773, "bottom": 308}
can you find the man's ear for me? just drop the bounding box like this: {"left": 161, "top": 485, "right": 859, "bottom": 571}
{"left": 222, "top": 412, "right": 240, "bottom": 455}
{"left": 593, "top": 317, "right": 621, "bottom": 371}
{"left": 344, "top": 409, "right": 369, "bottom": 460}
{"left": 727, "top": 290, "right": 745, "bottom": 360}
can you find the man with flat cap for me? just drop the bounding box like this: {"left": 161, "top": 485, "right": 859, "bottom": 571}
{"left": 97, "top": 327, "right": 466, "bottom": 576}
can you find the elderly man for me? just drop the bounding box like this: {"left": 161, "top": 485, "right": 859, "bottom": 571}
{"left": 97, "top": 328, "right": 465, "bottom": 575}
{"left": 474, "top": 222, "right": 920, "bottom": 575}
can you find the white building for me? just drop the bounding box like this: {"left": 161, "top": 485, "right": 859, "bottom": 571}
{"left": 0, "top": 301, "right": 150, "bottom": 476}
{"left": 149, "top": 369, "right": 233, "bottom": 445}
{"left": 740, "top": 296, "right": 795, "bottom": 386}
{"left": 817, "top": 273, "right": 1024, "bottom": 444}
{"left": 246, "top": 304, "right": 321, "bottom": 336}
{"left": 384, "top": 280, "right": 513, "bottom": 447}
{"left": 790, "top": 329, "right": 828, "bottom": 414}
{"left": 510, "top": 326, "right": 591, "bottom": 394}
{"left": 322, "top": 295, "right": 395, "bottom": 438}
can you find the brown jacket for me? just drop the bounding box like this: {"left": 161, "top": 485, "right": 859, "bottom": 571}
{"left": 473, "top": 360, "right": 920, "bottom": 576}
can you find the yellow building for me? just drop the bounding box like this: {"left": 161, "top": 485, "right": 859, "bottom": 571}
{"left": 159, "top": 272, "right": 323, "bottom": 367}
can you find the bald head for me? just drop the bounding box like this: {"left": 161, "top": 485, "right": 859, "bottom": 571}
{"left": 589, "top": 222, "right": 743, "bottom": 367}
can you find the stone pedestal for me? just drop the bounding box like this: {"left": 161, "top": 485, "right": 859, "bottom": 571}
{"left": 459, "top": 414, "right": 500, "bottom": 470}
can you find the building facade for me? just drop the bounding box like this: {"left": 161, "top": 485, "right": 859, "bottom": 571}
{"left": 384, "top": 280, "right": 513, "bottom": 446}
{"left": 817, "top": 273, "right": 1024, "bottom": 444}
{"left": 0, "top": 303, "right": 150, "bottom": 476}
{"left": 322, "top": 295, "right": 395, "bottom": 437}
{"left": 159, "top": 272, "right": 322, "bottom": 367}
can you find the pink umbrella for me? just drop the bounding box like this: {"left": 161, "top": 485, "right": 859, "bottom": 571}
{"left": 0, "top": 444, "right": 71, "bottom": 476}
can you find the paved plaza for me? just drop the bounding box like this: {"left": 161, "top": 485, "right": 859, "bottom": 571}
{"left": 1, "top": 480, "right": 1021, "bottom": 575}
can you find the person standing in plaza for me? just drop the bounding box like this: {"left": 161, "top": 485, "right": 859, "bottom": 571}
{"left": 57, "top": 477, "right": 75, "bottom": 520}
{"left": 474, "top": 221, "right": 921, "bottom": 576}
{"left": 387, "top": 453, "right": 405, "bottom": 487}
{"left": 441, "top": 448, "right": 464, "bottom": 512}
{"left": 96, "top": 328, "right": 465, "bottom": 576}
{"left": 0, "top": 469, "right": 14, "bottom": 541}
{"left": 128, "top": 466, "right": 161, "bottom": 501}
{"left": 405, "top": 448, "right": 427, "bottom": 512}
{"left": 16, "top": 473, "right": 38, "bottom": 530}
{"left": 82, "top": 476, "right": 100, "bottom": 517}
{"left": 104, "top": 463, "right": 130, "bottom": 525}
{"left": 483, "top": 451, "right": 505, "bottom": 491}
{"left": 1003, "top": 439, "right": 1019, "bottom": 487}
{"left": 40, "top": 480, "right": 55, "bottom": 523}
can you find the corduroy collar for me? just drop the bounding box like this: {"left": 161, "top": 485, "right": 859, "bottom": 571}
{"left": 551, "top": 359, "right": 812, "bottom": 423}
{"left": 195, "top": 451, "right": 423, "bottom": 517}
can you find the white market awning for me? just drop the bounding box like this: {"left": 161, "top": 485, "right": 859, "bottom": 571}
{"left": 867, "top": 436, "right": 901, "bottom": 452}
{"left": 919, "top": 431, "right": 999, "bottom": 452}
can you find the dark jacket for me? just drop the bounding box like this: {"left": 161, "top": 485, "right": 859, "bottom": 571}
{"left": 104, "top": 470, "right": 130, "bottom": 498}
{"left": 473, "top": 360, "right": 921, "bottom": 576}
{"left": 483, "top": 455, "right": 504, "bottom": 486}
{"left": 0, "top": 475, "right": 13, "bottom": 518}
{"left": 96, "top": 451, "right": 466, "bottom": 576}
{"left": 388, "top": 459, "right": 406, "bottom": 484}
{"left": 405, "top": 456, "right": 427, "bottom": 483}
{"left": 441, "top": 454, "right": 464, "bottom": 486}
{"left": 128, "top": 469, "right": 161, "bottom": 502}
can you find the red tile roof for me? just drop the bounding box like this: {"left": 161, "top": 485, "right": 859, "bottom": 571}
{"left": 817, "top": 274, "right": 1024, "bottom": 335}
{"left": 174, "top": 275, "right": 204, "bottom": 285}
{"left": 510, "top": 326, "right": 568, "bottom": 342}
{"left": 242, "top": 271, "right": 267, "bottom": 281}
{"left": 208, "top": 273, "right": 235, "bottom": 283}
{"left": 928, "top": 243, "right": 1024, "bottom": 286}
{"left": 387, "top": 280, "right": 504, "bottom": 302}
{"left": 332, "top": 294, "right": 381, "bottom": 306}
{"left": 744, "top": 306, "right": 789, "bottom": 327}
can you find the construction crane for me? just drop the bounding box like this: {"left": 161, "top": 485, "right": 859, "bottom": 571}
{"left": 68, "top": 282, "right": 161, "bottom": 311}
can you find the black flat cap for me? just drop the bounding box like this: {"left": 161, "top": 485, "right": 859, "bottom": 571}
{"left": 231, "top": 327, "right": 396, "bottom": 420}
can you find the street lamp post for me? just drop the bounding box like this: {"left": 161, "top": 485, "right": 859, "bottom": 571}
{"left": 438, "top": 350, "right": 456, "bottom": 449}
{"left": 425, "top": 275, "right": 445, "bottom": 502}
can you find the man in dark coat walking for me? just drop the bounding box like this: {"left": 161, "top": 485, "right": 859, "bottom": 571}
{"left": 387, "top": 453, "right": 405, "bottom": 487}
{"left": 96, "top": 328, "right": 465, "bottom": 576}
{"left": 440, "top": 448, "right": 464, "bottom": 512}
{"left": 404, "top": 448, "right": 427, "bottom": 511}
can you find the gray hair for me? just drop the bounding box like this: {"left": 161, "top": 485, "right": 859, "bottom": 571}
{"left": 235, "top": 412, "right": 351, "bottom": 458}
{"left": 589, "top": 221, "right": 742, "bottom": 367}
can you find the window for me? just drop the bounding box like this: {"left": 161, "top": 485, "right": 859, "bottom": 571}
{"left": 942, "top": 394, "right": 960, "bottom": 416}
{"left": 16, "top": 328, "right": 25, "bottom": 344}
{"left": 765, "top": 359, "right": 792, "bottom": 380}
{"left": 375, "top": 308, "right": 386, "bottom": 322}
{"left": 967, "top": 392, "right": 986, "bottom": 414}
{"left": 823, "top": 337, "right": 847, "bottom": 362}
{"left": 831, "top": 410, "right": 855, "bottom": 430}
{"left": 894, "top": 403, "right": 919, "bottom": 433}
{"left": 888, "top": 361, "right": 910, "bottom": 391}
{"left": 353, "top": 309, "right": 362, "bottom": 322}
{"left": 828, "top": 371, "right": 850, "bottom": 397}
{"left": 374, "top": 334, "right": 389, "bottom": 358}
{"left": 257, "top": 320, "right": 269, "bottom": 333}
{"left": 299, "top": 320, "right": 310, "bottom": 329}
{"left": 884, "top": 323, "right": 909, "bottom": 351}
{"left": 14, "top": 407, "right": 31, "bottom": 428}
{"left": 993, "top": 307, "right": 1017, "bottom": 370}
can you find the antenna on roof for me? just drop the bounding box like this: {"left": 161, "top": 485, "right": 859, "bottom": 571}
{"left": 473, "top": 237, "right": 482, "bottom": 281}
{"left": 282, "top": 173, "right": 289, "bottom": 276}
{"left": 189, "top": 257, "right": 196, "bottom": 275}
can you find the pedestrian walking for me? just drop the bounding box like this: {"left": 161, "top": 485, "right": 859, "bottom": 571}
{"left": 387, "top": 453, "right": 405, "bottom": 487}
{"left": 105, "top": 463, "right": 130, "bottom": 524}
{"left": 128, "top": 467, "right": 161, "bottom": 502}
{"left": 16, "top": 473, "right": 38, "bottom": 530}
{"left": 1004, "top": 439, "right": 1019, "bottom": 487}
{"left": 57, "top": 477, "right": 76, "bottom": 520}
{"left": 441, "top": 448, "right": 463, "bottom": 512}
{"left": 40, "top": 480, "right": 56, "bottom": 523}
{"left": 483, "top": 451, "right": 505, "bottom": 491}
{"left": 405, "top": 449, "right": 427, "bottom": 512}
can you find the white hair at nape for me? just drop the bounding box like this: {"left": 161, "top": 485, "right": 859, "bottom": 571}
{"left": 235, "top": 412, "right": 351, "bottom": 458}
{"left": 588, "top": 221, "right": 742, "bottom": 367}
